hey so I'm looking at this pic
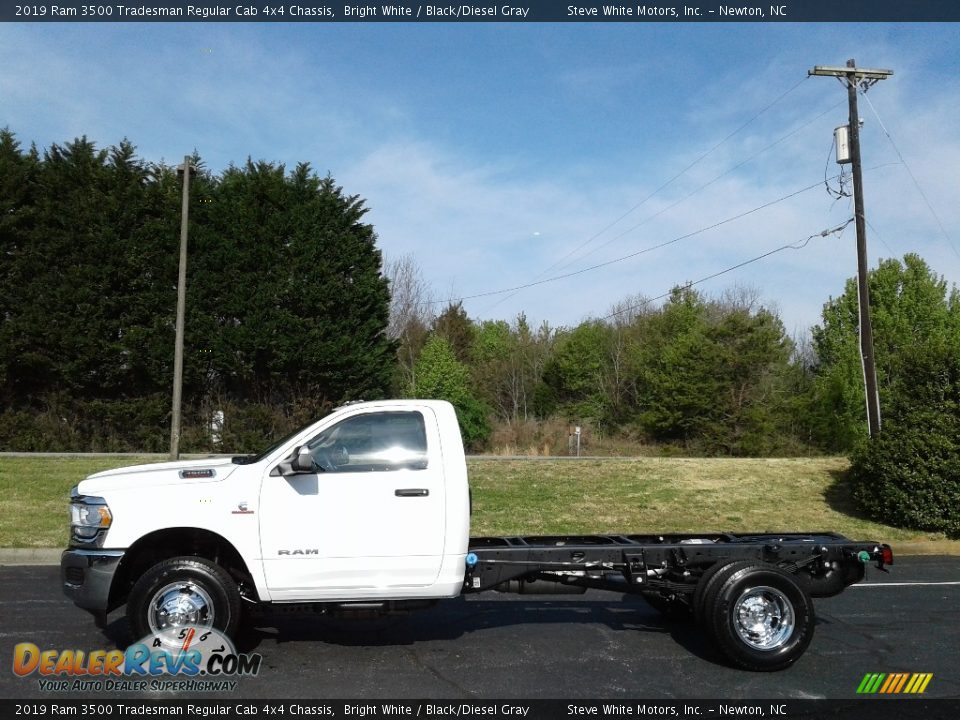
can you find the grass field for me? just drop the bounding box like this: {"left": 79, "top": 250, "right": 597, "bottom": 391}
{"left": 1, "top": 455, "right": 957, "bottom": 552}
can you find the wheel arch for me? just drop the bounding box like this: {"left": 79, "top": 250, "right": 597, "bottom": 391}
{"left": 108, "top": 527, "right": 259, "bottom": 611}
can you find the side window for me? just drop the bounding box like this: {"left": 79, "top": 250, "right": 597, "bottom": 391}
{"left": 306, "top": 411, "right": 428, "bottom": 473}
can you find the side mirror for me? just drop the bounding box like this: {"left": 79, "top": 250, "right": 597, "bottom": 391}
{"left": 292, "top": 446, "right": 315, "bottom": 473}
{"left": 276, "top": 446, "right": 315, "bottom": 476}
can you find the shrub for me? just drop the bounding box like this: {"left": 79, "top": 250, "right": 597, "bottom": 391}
{"left": 849, "top": 410, "right": 960, "bottom": 538}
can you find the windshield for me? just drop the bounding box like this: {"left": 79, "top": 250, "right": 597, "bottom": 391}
{"left": 231, "top": 412, "right": 331, "bottom": 465}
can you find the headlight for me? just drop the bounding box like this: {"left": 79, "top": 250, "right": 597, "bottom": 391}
{"left": 69, "top": 491, "right": 113, "bottom": 547}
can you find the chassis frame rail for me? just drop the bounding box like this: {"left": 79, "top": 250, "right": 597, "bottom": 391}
{"left": 464, "top": 532, "right": 892, "bottom": 597}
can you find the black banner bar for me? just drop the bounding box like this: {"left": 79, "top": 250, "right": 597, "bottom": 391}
{"left": 3, "top": 1, "right": 960, "bottom": 23}
{"left": 3, "top": 699, "right": 960, "bottom": 720}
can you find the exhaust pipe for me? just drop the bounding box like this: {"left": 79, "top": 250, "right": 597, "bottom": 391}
{"left": 494, "top": 578, "right": 588, "bottom": 595}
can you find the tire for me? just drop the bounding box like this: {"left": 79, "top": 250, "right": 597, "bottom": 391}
{"left": 693, "top": 560, "right": 755, "bottom": 627}
{"left": 705, "top": 564, "right": 815, "bottom": 672}
{"left": 126, "top": 556, "right": 241, "bottom": 642}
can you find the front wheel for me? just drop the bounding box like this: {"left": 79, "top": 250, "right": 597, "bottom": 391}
{"left": 705, "top": 564, "right": 814, "bottom": 671}
{"left": 126, "top": 556, "right": 241, "bottom": 642}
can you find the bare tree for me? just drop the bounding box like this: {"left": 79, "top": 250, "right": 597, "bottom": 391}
{"left": 718, "top": 283, "right": 763, "bottom": 314}
{"left": 384, "top": 253, "right": 436, "bottom": 390}
{"left": 606, "top": 292, "right": 653, "bottom": 329}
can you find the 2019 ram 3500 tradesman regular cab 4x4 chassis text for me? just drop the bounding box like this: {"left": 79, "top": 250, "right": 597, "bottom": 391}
{"left": 62, "top": 399, "right": 892, "bottom": 671}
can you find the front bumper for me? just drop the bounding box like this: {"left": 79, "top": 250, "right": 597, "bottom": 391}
{"left": 61, "top": 548, "right": 125, "bottom": 627}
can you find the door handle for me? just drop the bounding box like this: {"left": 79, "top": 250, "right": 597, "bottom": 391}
{"left": 395, "top": 488, "right": 429, "bottom": 497}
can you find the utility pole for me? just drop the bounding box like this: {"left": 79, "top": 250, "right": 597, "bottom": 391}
{"left": 170, "top": 156, "right": 195, "bottom": 459}
{"left": 809, "top": 60, "right": 892, "bottom": 438}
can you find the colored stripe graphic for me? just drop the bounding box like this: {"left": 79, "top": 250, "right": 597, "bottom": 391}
{"left": 857, "top": 673, "right": 932, "bottom": 694}
{"left": 859, "top": 673, "right": 884, "bottom": 694}
{"left": 892, "top": 673, "right": 909, "bottom": 693}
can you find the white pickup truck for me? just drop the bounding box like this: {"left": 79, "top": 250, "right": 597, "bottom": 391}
{"left": 62, "top": 399, "right": 892, "bottom": 671}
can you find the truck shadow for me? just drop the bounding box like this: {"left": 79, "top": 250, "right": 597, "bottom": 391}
{"left": 233, "top": 592, "right": 723, "bottom": 665}
{"left": 98, "top": 591, "right": 837, "bottom": 669}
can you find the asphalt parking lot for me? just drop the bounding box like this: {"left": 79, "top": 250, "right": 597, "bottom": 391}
{"left": 1, "top": 557, "right": 957, "bottom": 701}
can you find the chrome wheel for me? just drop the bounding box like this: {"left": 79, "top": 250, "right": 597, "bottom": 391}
{"left": 128, "top": 557, "right": 242, "bottom": 643}
{"left": 732, "top": 585, "right": 795, "bottom": 651}
{"left": 147, "top": 581, "right": 215, "bottom": 634}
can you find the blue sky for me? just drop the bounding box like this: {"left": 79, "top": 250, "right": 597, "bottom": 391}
{"left": 2, "top": 21, "right": 958, "bottom": 338}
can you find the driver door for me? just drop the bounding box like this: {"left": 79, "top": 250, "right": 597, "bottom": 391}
{"left": 258, "top": 407, "right": 446, "bottom": 600}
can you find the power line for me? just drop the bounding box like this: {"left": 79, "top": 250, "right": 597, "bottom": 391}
{"left": 601, "top": 219, "right": 854, "bottom": 320}
{"left": 864, "top": 217, "right": 897, "bottom": 258}
{"left": 550, "top": 76, "right": 813, "bottom": 272}
{"left": 434, "top": 175, "right": 834, "bottom": 306}
{"left": 549, "top": 99, "right": 847, "bottom": 279}
{"left": 859, "top": 90, "right": 960, "bottom": 261}
{"left": 480, "top": 75, "right": 816, "bottom": 314}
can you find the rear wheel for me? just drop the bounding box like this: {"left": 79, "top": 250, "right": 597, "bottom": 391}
{"left": 693, "top": 560, "right": 754, "bottom": 627}
{"left": 705, "top": 564, "right": 814, "bottom": 671}
{"left": 127, "top": 556, "right": 241, "bottom": 642}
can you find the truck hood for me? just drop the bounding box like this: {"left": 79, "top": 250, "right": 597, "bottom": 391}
{"left": 77, "top": 457, "right": 242, "bottom": 494}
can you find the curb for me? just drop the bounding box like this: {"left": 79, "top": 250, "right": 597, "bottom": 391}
{"left": 0, "top": 548, "right": 63, "bottom": 566}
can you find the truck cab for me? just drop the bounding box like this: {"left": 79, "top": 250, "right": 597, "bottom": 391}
{"left": 62, "top": 400, "right": 471, "bottom": 639}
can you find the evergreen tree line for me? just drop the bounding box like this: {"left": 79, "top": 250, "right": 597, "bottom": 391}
{"left": 0, "top": 131, "right": 394, "bottom": 451}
